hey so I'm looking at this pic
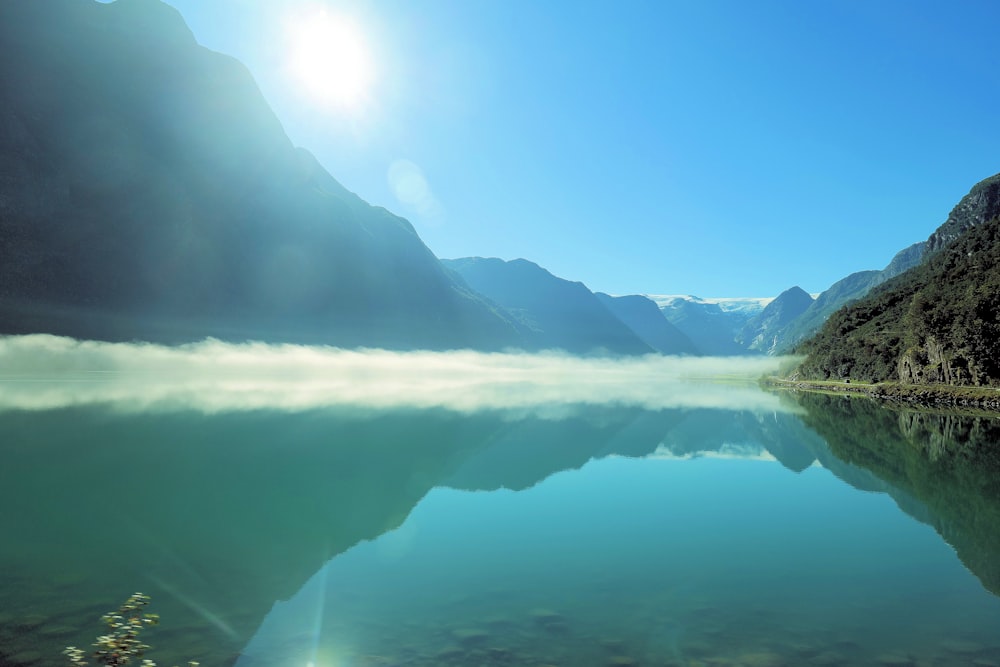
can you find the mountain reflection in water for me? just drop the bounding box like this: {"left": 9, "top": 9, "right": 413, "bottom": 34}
{"left": 1, "top": 375, "right": 999, "bottom": 666}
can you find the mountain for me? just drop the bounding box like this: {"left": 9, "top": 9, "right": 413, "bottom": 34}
{"left": 443, "top": 257, "right": 654, "bottom": 355}
{"left": 926, "top": 173, "right": 1000, "bottom": 253}
{"left": 0, "top": 0, "right": 521, "bottom": 350}
{"left": 796, "top": 173, "right": 1000, "bottom": 384}
{"left": 650, "top": 295, "right": 767, "bottom": 356}
{"left": 770, "top": 242, "right": 926, "bottom": 354}
{"left": 654, "top": 238, "right": 927, "bottom": 358}
{"left": 594, "top": 293, "right": 699, "bottom": 355}
{"left": 736, "top": 286, "right": 814, "bottom": 354}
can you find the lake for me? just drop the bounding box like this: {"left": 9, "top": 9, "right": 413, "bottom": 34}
{"left": 2, "top": 339, "right": 1000, "bottom": 667}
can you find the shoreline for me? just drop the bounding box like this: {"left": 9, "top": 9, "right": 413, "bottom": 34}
{"left": 762, "top": 377, "right": 1000, "bottom": 412}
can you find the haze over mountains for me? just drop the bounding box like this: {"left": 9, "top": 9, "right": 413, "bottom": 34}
{"left": 0, "top": 0, "right": 521, "bottom": 350}
{"left": 1, "top": 0, "right": 999, "bottom": 371}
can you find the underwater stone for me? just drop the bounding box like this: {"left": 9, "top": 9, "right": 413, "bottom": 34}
{"left": 451, "top": 628, "right": 490, "bottom": 646}
{"left": 942, "top": 640, "right": 984, "bottom": 654}
{"left": 806, "top": 651, "right": 847, "bottom": 666}
{"left": 9, "top": 649, "right": 43, "bottom": 665}
{"left": 736, "top": 650, "right": 787, "bottom": 667}
{"left": 972, "top": 659, "right": 1000, "bottom": 667}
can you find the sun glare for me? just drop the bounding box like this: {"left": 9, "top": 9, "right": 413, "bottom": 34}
{"left": 287, "top": 10, "right": 373, "bottom": 111}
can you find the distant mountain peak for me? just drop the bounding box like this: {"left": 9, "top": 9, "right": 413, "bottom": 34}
{"left": 736, "top": 286, "right": 814, "bottom": 354}
{"left": 443, "top": 257, "right": 654, "bottom": 355}
{"left": 644, "top": 294, "right": 775, "bottom": 312}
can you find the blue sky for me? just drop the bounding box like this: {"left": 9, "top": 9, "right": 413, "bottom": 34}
{"left": 162, "top": 0, "right": 1000, "bottom": 298}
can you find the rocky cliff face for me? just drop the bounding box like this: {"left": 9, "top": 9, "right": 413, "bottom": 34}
{"left": 926, "top": 173, "right": 1000, "bottom": 253}
{"left": 896, "top": 335, "right": 979, "bottom": 386}
{"left": 0, "top": 0, "right": 521, "bottom": 349}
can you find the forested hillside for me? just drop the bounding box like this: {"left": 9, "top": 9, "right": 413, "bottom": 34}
{"left": 796, "top": 212, "right": 1000, "bottom": 385}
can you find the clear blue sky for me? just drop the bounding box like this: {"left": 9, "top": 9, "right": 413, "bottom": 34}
{"left": 161, "top": 0, "right": 1000, "bottom": 298}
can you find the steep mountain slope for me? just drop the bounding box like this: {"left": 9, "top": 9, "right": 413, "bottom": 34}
{"left": 0, "top": 0, "right": 521, "bottom": 350}
{"left": 736, "top": 286, "right": 813, "bottom": 354}
{"left": 926, "top": 173, "right": 1000, "bottom": 252}
{"left": 443, "top": 258, "right": 654, "bottom": 355}
{"left": 772, "top": 242, "right": 926, "bottom": 353}
{"left": 797, "top": 173, "right": 1000, "bottom": 384}
{"left": 594, "top": 293, "right": 699, "bottom": 355}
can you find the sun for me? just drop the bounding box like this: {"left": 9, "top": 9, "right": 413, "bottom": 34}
{"left": 286, "top": 10, "right": 374, "bottom": 111}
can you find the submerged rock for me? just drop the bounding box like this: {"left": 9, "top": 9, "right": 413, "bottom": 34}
{"left": 607, "top": 656, "right": 638, "bottom": 666}
{"left": 8, "top": 650, "right": 43, "bottom": 665}
{"left": 451, "top": 627, "right": 490, "bottom": 646}
{"left": 875, "top": 653, "right": 914, "bottom": 666}
{"left": 941, "top": 639, "right": 984, "bottom": 655}
{"left": 736, "top": 650, "right": 786, "bottom": 667}
{"left": 528, "top": 607, "right": 569, "bottom": 634}
{"left": 806, "top": 651, "right": 847, "bottom": 666}
{"left": 528, "top": 608, "right": 563, "bottom": 624}
{"left": 972, "top": 659, "right": 1000, "bottom": 667}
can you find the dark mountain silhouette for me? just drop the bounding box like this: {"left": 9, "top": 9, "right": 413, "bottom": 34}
{"left": 594, "top": 293, "right": 699, "bottom": 355}
{"left": 0, "top": 0, "right": 521, "bottom": 349}
{"left": 443, "top": 257, "right": 654, "bottom": 355}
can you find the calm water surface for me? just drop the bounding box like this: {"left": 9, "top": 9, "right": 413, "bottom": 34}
{"left": 2, "top": 373, "right": 1000, "bottom": 667}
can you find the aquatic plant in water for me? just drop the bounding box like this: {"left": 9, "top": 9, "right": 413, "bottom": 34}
{"left": 63, "top": 592, "right": 198, "bottom": 667}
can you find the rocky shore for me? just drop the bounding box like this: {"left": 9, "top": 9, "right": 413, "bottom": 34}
{"left": 763, "top": 377, "right": 1000, "bottom": 412}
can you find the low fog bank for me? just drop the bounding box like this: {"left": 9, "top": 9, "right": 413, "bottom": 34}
{"left": 0, "top": 335, "right": 799, "bottom": 415}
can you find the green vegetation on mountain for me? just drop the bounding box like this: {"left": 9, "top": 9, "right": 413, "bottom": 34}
{"left": 797, "top": 174, "right": 1000, "bottom": 385}
{"left": 770, "top": 242, "right": 925, "bottom": 354}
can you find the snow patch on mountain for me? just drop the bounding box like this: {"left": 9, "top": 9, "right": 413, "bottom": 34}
{"left": 644, "top": 295, "right": 775, "bottom": 315}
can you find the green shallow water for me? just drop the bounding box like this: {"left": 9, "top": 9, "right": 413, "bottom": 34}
{"left": 2, "top": 387, "right": 1000, "bottom": 667}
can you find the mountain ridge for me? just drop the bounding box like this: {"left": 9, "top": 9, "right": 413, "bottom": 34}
{"left": 0, "top": 0, "right": 523, "bottom": 350}
{"left": 443, "top": 257, "right": 656, "bottom": 355}
{"left": 796, "top": 172, "right": 1000, "bottom": 384}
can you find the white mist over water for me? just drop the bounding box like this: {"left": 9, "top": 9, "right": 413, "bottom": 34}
{"left": 0, "top": 334, "right": 800, "bottom": 415}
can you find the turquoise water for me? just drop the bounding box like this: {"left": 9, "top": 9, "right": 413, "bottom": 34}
{"left": 2, "top": 372, "right": 1000, "bottom": 666}
{"left": 239, "top": 456, "right": 1000, "bottom": 666}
